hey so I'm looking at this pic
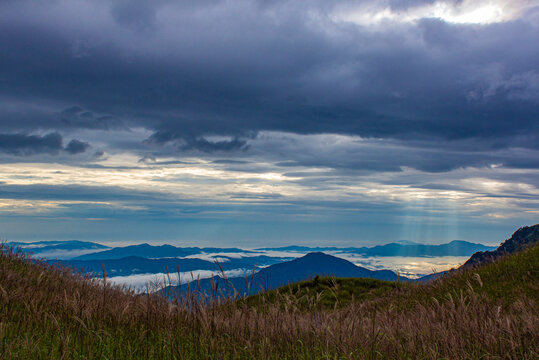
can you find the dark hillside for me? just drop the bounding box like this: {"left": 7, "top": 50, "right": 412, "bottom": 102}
{"left": 462, "top": 224, "right": 539, "bottom": 268}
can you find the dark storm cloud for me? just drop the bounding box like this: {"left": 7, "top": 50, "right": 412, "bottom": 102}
{"left": 0, "top": 132, "right": 63, "bottom": 155}
{"left": 253, "top": 133, "right": 495, "bottom": 174}
{"left": 64, "top": 139, "right": 90, "bottom": 154}
{"left": 0, "top": 0, "right": 537, "bottom": 170}
{"left": 179, "top": 137, "right": 249, "bottom": 153}
{"left": 93, "top": 150, "right": 106, "bottom": 158}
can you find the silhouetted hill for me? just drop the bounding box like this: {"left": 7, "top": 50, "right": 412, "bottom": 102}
{"left": 53, "top": 255, "right": 288, "bottom": 277}
{"left": 170, "top": 252, "right": 404, "bottom": 297}
{"left": 461, "top": 224, "right": 539, "bottom": 269}
{"left": 254, "top": 252, "right": 401, "bottom": 287}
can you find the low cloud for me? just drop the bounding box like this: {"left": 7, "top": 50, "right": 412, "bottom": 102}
{"left": 0, "top": 132, "right": 92, "bottom": 156}
{"left": 108, "top": 268, "right": 251, "bottom": 290}
{"left": 0, "top": 132, "right": 63, "bottom": 156}
{"left": 146, "top": 132, "right": 251, "bottom": 153}
{"left": 65, "top": 139, "right": 90, "bottom": 154}
{"left": 180, "top": 137, "right": 249, "bottom": 153}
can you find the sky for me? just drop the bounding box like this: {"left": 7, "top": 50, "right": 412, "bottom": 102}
{"left": 0, "top": 0, "right": 538, "bottom": 247}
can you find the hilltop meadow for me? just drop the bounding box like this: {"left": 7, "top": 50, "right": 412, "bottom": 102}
{"left": 0, "top": 235, "right": 538, "bottom": 359}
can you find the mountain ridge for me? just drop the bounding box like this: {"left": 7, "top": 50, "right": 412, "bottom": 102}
{"left": 73, "top": 243, "right": 256, "bottom": 261}
{"left": 8, "top": 239, "right": 496, "bottom": 261}
{"left": 461, "top": 224, "right": 539, "bottom": 269}
{"left": 257, "top": 240, "right": 495, "bottom": 257}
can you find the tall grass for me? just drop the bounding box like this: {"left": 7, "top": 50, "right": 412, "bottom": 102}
{"left": 0, "top": 243, "right": 537, "bottom": 359}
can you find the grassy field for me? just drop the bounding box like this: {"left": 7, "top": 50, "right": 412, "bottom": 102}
{"left": 0, "top": 243, "right": 537, "bottom": 359}
{"left": 236, "top": 276, "right": 401, "bottom": 310}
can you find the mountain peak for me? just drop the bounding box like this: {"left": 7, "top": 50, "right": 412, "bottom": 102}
{"left": 303, "top": 251, "right": 330, "bottom": 258}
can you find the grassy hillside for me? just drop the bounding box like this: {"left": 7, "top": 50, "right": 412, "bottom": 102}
{"left": 0, "top": 242, "right": 538, "bottom": 359}
{"left": 420, "top": 241, "right": 539, "bottom": 304}
{"left": 238, "top": 276, "right": 402, "bottom": 310}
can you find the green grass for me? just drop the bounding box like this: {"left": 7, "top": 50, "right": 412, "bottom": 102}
{"left": 239, "top": 276, "right": 401, "bottom": 310}
{"left": 0, "top": 243, "right": 538, "bottom": 359}
{"left": 418, "top": 243, "right": 539, "bottom": 305}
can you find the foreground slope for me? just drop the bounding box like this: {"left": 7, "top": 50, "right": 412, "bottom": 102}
{"left": 0, "top": 232, "right": 538, "bottom": 359}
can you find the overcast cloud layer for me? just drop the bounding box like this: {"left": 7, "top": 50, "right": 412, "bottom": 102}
{"left": 0, "top": 0, "right": 537, "bottom": 245}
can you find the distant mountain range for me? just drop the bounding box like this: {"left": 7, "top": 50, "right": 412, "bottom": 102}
{"left": 7, "top": 238, "right": 499, "bottom": 289}
{"left": 9, "top": 240, "right": 108, "bottom": 251}
{"left": 9, "top": 239, "right": 495, "bottom": 261}
{"left": 73, "top": 243, "right": 256, "bottom": 261}
{"left": 8, "top": 240, "right": 110, "bottom": 259}
{"left": 167, "top": 252, "right": 405, "bottom": 298}
{"left": 173, "top": 225, "right": 539, "bottom": 296}
{"left": 258, "top": 240, "right": 496, "bottom": 257}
